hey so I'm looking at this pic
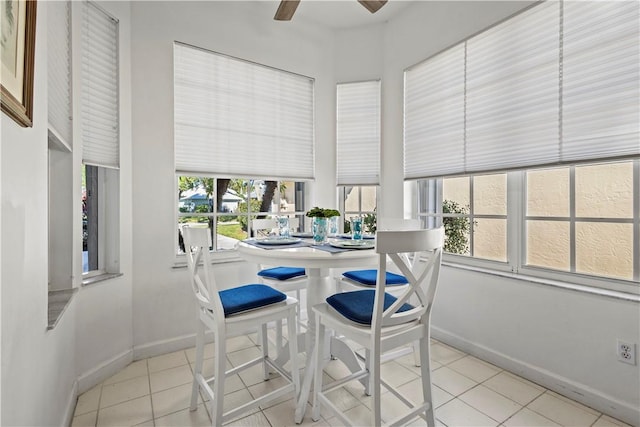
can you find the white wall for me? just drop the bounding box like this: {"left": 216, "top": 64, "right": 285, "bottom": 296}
{"left": 130, "top": 1, "right": 336, "bottom": 351}
{"left": 1, "top": 4, "right": 78, "bottom": 425}
{"left": 1, "top": 1, "right": 133, "bottom": 424}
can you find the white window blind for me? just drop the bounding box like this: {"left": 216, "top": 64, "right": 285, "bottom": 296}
{"left": 562, "top": 0, "right": 640, "bottom": 162}
{"left": 404, "top": 1, "right": 639, "bottom": 180}
{"left": 336, "top": 80, "right": 380, "bottom": 185}
{"left": 48, "top": 0, "right": 72, "bottom": 148}
{"left": 404, "top": 44, "right": 465, "bottom": 179}
{"left": 174, "top": 43, "right": 315, "bottom": 180}
{"left": 81, "top": 1, "right": 119, "bottom": 169}
{"left": 466, "top": 1, "right": 560, "bottom": 173}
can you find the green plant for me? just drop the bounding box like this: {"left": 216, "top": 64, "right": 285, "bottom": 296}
{"left": 363, "top": 212, "right": 377, "bottom": 234}
{"left": 237, "top": 199, "right": 263, "bottom": 231}
{"left": 306, "top": 207, "right": 340, "bottom": 218}
{"left": 442, "top": 199, "right": 473, "bottom": 254}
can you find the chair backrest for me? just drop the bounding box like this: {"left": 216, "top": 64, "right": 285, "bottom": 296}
{"left": 378, "top": 218, "right": 421, "bottom": 231}
{"left": 252, "top": 218, "right": 278, "bottom": 237}
{"left": 252, "top": 217, "right": 300, "bottom": 236}
{"left": 372, "top": 227, "right": 444, "bottom": 330}
{"left": 377, "top": 218, "right": 422, "bottom": 270}
{"left": 183, "top": 227, "right": 225, "bottom": 321}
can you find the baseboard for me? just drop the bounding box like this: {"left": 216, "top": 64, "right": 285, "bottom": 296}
{"left": 62, "top": 380, "right": 78, "bottom": 427}
{"left": 77, "top": 349, "right": 133, "bottom": 394}
{"left": 133, "top": 332, "right": 201, "bottom": 360}
{"left": 431, "top": 326, "right": 640, "bottom": 426}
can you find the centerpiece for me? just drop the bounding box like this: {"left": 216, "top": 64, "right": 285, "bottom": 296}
{"left": 306, "top": 207, "right": 340, "bottom": 244}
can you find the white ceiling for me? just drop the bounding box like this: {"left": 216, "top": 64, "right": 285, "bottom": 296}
{"left": 273, "top": 0, "right": 416, "bottom": 29}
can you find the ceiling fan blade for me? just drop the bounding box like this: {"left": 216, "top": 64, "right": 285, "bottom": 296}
{"left": 274, "top": 0, "right": 301, "bottom": 21}
{"left": 358, "top": 0, "right": 388, "bottom": 14}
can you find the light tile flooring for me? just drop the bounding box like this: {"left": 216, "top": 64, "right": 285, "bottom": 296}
{"left": 71, "top": 333, "right": 630, "bottom": 427}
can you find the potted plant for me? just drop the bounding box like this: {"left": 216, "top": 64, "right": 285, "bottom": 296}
{"left": 306, "top": 207, "right": 340, "bottom": 243}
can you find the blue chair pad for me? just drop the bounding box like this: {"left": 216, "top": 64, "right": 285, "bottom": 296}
{"left": 342, "top": 269, "right": 408, "bottom": 286}
{"left": 219, "top": 284, "right": 287, "bottom": 317}
{"left": 326, "top": 289, "right": 414, "bottom": 325}
{"left": 258, "top": 266, "right": 306, "bottom": 281}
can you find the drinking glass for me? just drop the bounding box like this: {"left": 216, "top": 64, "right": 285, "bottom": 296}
{"left": 350, "top": 217, "right": 363, "bottom": 241}
{"left": 277, "top": 216, "right": 290, "bottom": 239}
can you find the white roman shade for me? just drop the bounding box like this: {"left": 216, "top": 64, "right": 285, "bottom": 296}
{"left": 48, "top": 0, "right": 72, "bottom": 148}
{"left": 404, "top": 44, "right": 465, "bottom": 179}
{"left": 403, "top": 1, "right": 639, "bottom": 180}
{"left": 465, "top": 1, "right": 560, "bottom": 172}
{"left": 562, "top": 0, "right": 640, "bottom": 162}
{"left": 81, "top": 1, "right": 119, "bottom": 169}
{"left": 336, "top": 80, "right": 380, "bottom": 186}
{"left": 174, "top": 42, "right": 315, "bottom": 180}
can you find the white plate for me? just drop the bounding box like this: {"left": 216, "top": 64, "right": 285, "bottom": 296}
{"left": 255, "top": 237, "right": 302, "bottom": 245}
{"left": 291, "top": 232, "right": 313, "bottom": 238}
{"left": 329, "top": 240, "right": 375, "bottom": 249}
{"left": 338, "top": 234, "right": 375, "bottom": 240}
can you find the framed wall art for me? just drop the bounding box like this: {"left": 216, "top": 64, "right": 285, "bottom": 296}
{"left": 1, "top": 0, "right": 37, "bottom": 127}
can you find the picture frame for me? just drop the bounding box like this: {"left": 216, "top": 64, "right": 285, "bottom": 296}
{"left": 1, "top": 0, "right": 37, "bottom": 127}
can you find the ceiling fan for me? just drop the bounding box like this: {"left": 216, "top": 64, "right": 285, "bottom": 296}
{"left": 274, "top": 0, "right": 388, "bottom": 21}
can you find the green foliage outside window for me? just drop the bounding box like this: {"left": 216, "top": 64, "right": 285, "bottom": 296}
{"left": 442, "top": 199, "right": 472, "bottom": 254}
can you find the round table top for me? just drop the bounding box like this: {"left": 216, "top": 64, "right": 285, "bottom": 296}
{"left": 235, "top": 240, "right": 378, "bottom": 270}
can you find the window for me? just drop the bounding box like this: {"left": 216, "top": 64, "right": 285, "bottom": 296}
{"left": 525, "top": 162, "right": 637, "bottom": 282}
{"left": 177, "top": 177, "right": 306, "bottom": 253}
{"left": 408, "top": 1, "right": 639, "bottom": 294}
{"left": 336, "top": 81, "right": 380, "bottom": 234}
{"left": 81, "top": 1, "right": 120, "bottom": 279}
{"left": 173, "top": 43, "right": 314, "bottom": 255}
{"left": 340, "top": 186, "right": 377, "bottom": 234}
{"left": 418, "top": 174, "right": 507, "bottom": 261}
{"left": 48, "top": 0, "right": 73, "bottom": 292}
{"left": 417, "top": 160, "right": 639, "bottom": 293}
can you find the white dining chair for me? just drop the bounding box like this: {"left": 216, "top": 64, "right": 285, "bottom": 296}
{"left": 252, "top": 217, "right": 307, "bottom": 357}
{"left": 337, "top": 218, "right": 423, "bottom": 368}
{"left": 310, "top": 227, "right": 444, "bottom": 426}
{"left": 183, "top": 227, "right": 300, "bottom": 426}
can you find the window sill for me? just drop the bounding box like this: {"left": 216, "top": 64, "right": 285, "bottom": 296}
{"left": 442, "top": 261, "right": 640, "bottom": 303}
{"left": 82, "top": 272, "right": 123, "bottom": 286}
{"left": 48, "top": 288, "right": 77, "bottom": 330}
{"left": 173, "top": 250, "right": 244, "bottom": 269}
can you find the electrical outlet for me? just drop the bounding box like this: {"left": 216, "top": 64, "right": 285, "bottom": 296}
{"left": 617, "top": 340, "right": 636, "bottom": 365}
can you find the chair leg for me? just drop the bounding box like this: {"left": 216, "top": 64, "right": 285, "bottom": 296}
{"left": 370, "top": 341, "right": 382, "bottom": 427}
{"left": 311, "top": 316, "right": 325, "bottom": 422}
{"left": 287, "top": 308, "right": 300, "bottom": 397}
{"left": 191, "top": 319, "right": 205, "bottom": 411}
{"left": 261, "top": 323, "right": 270, "bottom": 380}
{"left": 364, "top": 348, "right": 372, "bottom": 396}
{"left": 275, "top": 319, "right": 284, "bottom": 359}
{"left": 211, "top": 332, "right": 227, "bottom": 426}
{"left": 419, "top": 334, "right": 436, "bottom": 427}
{"left": 413, "top": 340, "right": 421, "bottom": 367}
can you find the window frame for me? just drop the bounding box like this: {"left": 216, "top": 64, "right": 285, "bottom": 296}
{"left": 339, "top": 185, "right": 378, "bottom": 233}
{"left": 176, "top": 176, "right": 307, "bottom": 256}
{"left": 416, "top": 159, "right": 640, "bottom": 295}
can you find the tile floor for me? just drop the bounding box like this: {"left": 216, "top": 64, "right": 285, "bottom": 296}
{"left": 71, "top": 333, "right": 631, "bottom": 427}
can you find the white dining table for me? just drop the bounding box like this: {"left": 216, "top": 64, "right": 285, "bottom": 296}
{"left": 235, "top": 239, "right": 378, "bottom": 423}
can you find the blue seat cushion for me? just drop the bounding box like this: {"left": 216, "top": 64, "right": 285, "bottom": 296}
{"left": 258, "top": 266, "right": 306, "bottom": 281}
{"left": 219, "top": 284, "right": 287, "bottom": 317}
{"left": 326, "top": 289, "right": 414, "bottom": 325}
{"left": 342, "top": 269, "right": 408, "bottom": 286}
